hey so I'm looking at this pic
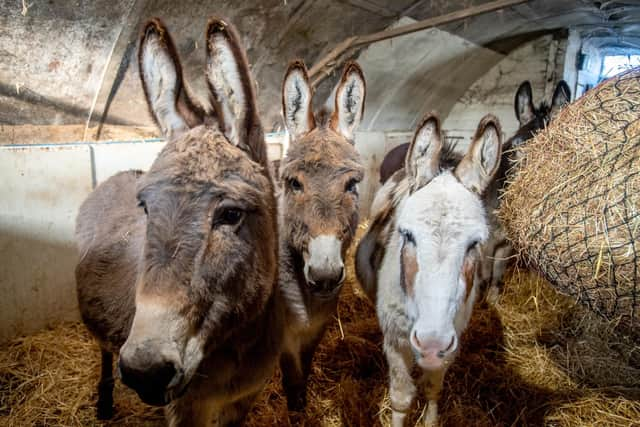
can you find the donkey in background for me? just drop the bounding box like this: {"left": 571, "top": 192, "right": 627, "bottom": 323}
{"left": 75, "top": 18, "right": 282, "bottom": 426}
{"left": 356, "top": 113, "right": 502, "bottom": 426}
{"left": 480, "top": 80, "right": 571, "bottom": 301}
{"left": 379, "top": 81, "right": 571, "bottom": 185}
{"left": 278, "top": 60, "right": 366, "bottom": 411}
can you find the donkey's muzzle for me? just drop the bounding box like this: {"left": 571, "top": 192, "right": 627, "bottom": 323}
{"left": 119, "top": 355, "right": 183, "bottom": 406}
{"left": 307, "top": 265, "right": 345, "bottom": 297}
{"left": 305, "top": 234, "right": 345, "bottom": 297}
{"left": 410, "top": 330, "right": 457, "bottom": 370}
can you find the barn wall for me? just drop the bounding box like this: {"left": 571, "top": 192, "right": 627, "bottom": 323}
{"left": 0, "top": 138, "right": 283, "bottom": 342}
{"left": 353, "top": 35, "right": 567, "bottom": 218}
{"left": 357, "top": 20, "right": 503, "bottom": 132}
{"left": 443, "top": 34, "right": 568, "bottom": 143}
{"left": 351, "top": 22, "right": 504, "bottom": 218}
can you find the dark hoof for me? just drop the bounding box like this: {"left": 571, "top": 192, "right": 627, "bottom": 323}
{"left": 286, "top": 393, "right": 307, "bottom": 413}
{"left": 97, "top": 401, "right": 114, "bottom": 420}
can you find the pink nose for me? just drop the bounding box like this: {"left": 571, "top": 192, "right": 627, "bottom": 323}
{"left": 410, "top": 331, "right": 457, "bottom": 361}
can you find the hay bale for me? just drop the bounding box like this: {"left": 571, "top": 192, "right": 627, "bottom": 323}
{"left": 500, "top": 68, "right": 640, "bottom": 332}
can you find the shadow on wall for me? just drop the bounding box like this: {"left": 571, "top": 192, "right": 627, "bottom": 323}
{"left": 0, "top": 228, "right": 80, "bottom": 343}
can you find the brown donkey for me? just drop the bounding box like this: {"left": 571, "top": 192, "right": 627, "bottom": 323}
{"left": 75, "top": 18, "right": 282, "bottom": 426}
{"left": 278, "top": 60, "right": 366, "bottom": 411}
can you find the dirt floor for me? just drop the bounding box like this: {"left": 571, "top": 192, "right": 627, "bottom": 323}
{"left": 1, "top": 247, "right": 639, "bottom": 426}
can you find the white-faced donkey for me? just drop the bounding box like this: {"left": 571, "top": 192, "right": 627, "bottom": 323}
{"left": 356, "top": 113, "right": 502, "bottom": 426}
{"left": 75, "top": 18, "right": 283, "bottom": 426}
{"left": 278, "top": 60, "right": 366, "bottom": 411}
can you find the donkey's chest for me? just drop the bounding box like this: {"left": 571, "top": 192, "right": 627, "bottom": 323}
{"left": 193, "top": 306, "right": 284, "bottom": 401}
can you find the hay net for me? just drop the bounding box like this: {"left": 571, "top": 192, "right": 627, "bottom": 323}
{"left": 500, "top": 68, "right": 640, "bottom": 332}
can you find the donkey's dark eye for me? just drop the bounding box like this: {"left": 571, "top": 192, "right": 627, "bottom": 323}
{"left": 214, "top": 208, "right": 244, "bottom": 228}
{"left": 467, "top": 241, "right": 480, "bottom": 254}
{"left": 399, "top": 228, "right": 416, "bottom": 245}
{"left": 138, "top": 200, "right": 148, "bottom": 216}
{"left": 287, "top": 178, "right": 303, "bottom": 193}
{"left": 345, "top": 178, "right": 359, "bottom": 194}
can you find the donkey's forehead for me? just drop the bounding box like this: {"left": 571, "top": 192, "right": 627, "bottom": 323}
{"left": 140, "top": 126, "right": 269, "bottom": 192}
{"left": 284, "top": 128, "right": 361, "bottom": 172}
{"left": 399, "top": 173, "right": 487, "bottom": 237}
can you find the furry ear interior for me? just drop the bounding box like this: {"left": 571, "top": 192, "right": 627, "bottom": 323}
{"left": 330, "top": 61, "right": 366, "bottom": 142}
{"left": 455, "top": 115, "right": 502, "bottom": 194}
{"left": 282, "top": 60, "right": 315, "bottom": 141}
{"left": 514, "top": 81, "right": 535, "bottom": 126}
{"left": 139, "top": 19, "right": 195, "bottom": 139}
{"left": 205, "top": 17, "right": 266, "bottom": 165}
{"left": 405, "top": 114, "right": 442, "bottom": 191}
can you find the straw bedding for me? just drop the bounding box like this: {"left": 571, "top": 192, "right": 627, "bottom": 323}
{"left": 500, "top": 68, "right": 640, "bottom": 333}
{"left": 2, "top": 227, "right": 639, "bottom": 426}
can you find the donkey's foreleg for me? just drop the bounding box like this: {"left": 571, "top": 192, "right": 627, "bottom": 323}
{"left": 280, "top": 349, "right": 306, "bottom": 412}
{"left": 218, "top": 391, "right": 259, "bottom": 427}
{"left": 165, "top": 394, "right": 216, "bottom": 427}
{"left": 97, "top": 349, "right": 114, "bottom": 420}
{"left": 420, "top": 367, "right": 445, "bottom": 427}
{"left": 385, "top": 342, "right": 416, "bottom": 427}
{"left": 281, "top": 330, "right": 323, "bottom": 412}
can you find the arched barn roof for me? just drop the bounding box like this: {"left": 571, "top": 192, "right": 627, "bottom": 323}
{"left": 1, "top": 0, "right": 638, "bottom": 133}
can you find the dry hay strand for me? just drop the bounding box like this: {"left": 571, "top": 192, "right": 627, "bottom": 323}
{"left": 0, "top": 323, "right": 163, "bottom": 426}
{"left": 500, "top": 68, "right": 640, "bottom": 333}
{"left": 2, "top": 233, "right": 640, "bottom": 426}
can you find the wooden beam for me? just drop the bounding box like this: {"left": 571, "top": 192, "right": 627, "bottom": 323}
{"left": 308, "top": 0, "right": 529, "bottom": 83}
{"left": 309, "top": 36, "right": 358, "bottom": 80}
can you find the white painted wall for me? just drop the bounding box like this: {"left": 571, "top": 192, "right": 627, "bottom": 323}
{"left": 0, "top": 137, "right": 284, "bottom": 342}
{"left": 357, "top": 19, "right": 503, "bottom": 132}
{"left": 0, "top": 145, "right": 93, "bottom": 342}
{"left": 92, "top": 141, "right": 166, "bottom": 184}
{"left": 444, "top": 35, "right": 567, "bottom": 145}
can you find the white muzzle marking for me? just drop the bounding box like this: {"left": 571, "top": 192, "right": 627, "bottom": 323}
{"left": 304, "top": 234, "right": 344, "bottom": 284}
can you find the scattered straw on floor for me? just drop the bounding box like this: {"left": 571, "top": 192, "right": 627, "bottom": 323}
{"left": 2, "top": 239, "right": 639, "bottom": 426}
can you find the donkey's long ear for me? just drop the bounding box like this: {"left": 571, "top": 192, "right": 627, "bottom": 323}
{"left": 139, "top": 19, "right": 200, "bottom": 138}
{"left": 282, "top": 60, "right": 315, "bottom": 141}
{"left": 550, "top": 80, "right": 571, "bottom": 119}
{"left": 455, "top": 115, "right": 502, "bottom": 194}
{"left": 330, "top": 61, "right": 366, "bottom": 143}
{"left": 206, "top": 18, "right": 266, "bottom": 165}
{"left": 514, "top": 81, "right": 535, "bottom": 126}
{"left": 405, "top": 114, "right": 442, "bottom": 191}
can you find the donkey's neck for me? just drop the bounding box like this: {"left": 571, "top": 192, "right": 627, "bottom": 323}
{"left": 194, "top": 284, "right": 284, "bottom": 395}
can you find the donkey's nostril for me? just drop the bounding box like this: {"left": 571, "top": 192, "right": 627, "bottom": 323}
{"left": 445, "top": 335, "right": 456, "bottom": 352}
{"left": 305, "top": 266, "right": 317, "bottom": 286}
{"left": 437, "top": 336, "right": 456, "bottom": 358}
{"left": 306, "top": 264, "right": 344, "bottom": 290}
{"left": 411, "top": 331, "right": 457, "bottom": 359}
{"left": 119, "top": 357, "right": 182, "bottom": 406}
{"left": 412, "top": 330, "right": 421, "bottom": 349}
